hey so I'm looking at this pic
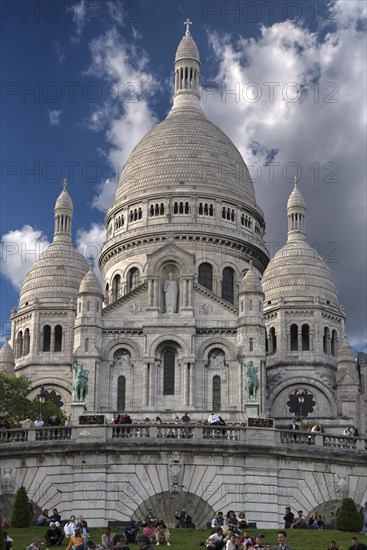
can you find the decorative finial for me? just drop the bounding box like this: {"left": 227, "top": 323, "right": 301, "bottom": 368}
{"left": 184, "top": 18, "right": 192, "bottom": 35}
{"left": 63, "top": 178, "right": 68, "bottom": 190}
{"left": 249, "top": 260, "right": 253, "bottom": 268}
{"left": 294, "top": 176, "right": 298, "bottom": 188}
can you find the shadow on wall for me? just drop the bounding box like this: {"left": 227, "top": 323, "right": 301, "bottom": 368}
{"left": 132, "top": 490, "right": 215, "bottom": 529}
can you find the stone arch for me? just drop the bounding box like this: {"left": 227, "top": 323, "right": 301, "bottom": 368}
{"left": 148, "top": 246, "right": 192, "bottom": 276}
{"left": 267, "top": 378, "right": 336, "bottom": 419}
{"left": 122, "top": 261, "right": 144, "bottom": 279}
{"left": 197, "top": 338, "right": 236, "bottom": 362}
{"left": 148, "top": 334, "right": 189, "bottom": 358}
{"left": 28, "top": 379, "right": 72, "bottom": 408}
{"left": 102, "top": 338, "right": 143, "bottom": 362}
{"left": 131, "top": 490, "right": 215, "bottom": 529}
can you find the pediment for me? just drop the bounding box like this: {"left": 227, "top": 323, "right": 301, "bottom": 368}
{"left": 102, "top": 281, "right": 148, "bottom": 318}
{"left": 337, "top": 369, "right": 358, "bottom": 385}
{"left": 147, "top": 242, "right": 195, "bottom": 274}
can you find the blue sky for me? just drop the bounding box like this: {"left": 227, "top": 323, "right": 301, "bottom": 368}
{"left": 1, "top": 0, "right": 366, "bottom": 351}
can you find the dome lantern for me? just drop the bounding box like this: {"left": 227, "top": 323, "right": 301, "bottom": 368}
{"left": 287, "top": 177, "right": 306, "bottom": 243}
{"left": 170, "top": 19, "right": 202, "bottom": 115}
{"left": 54, "top": 178, "right": 73, "bottom": 243}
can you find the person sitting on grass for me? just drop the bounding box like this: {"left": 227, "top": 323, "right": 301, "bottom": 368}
{"left": 45, "top": 521, "right": 64, "bottom": 546}
{"left": 291, "top": 510, "right": 307, "bottom": 529}
{"left": 26, "top": 537, "right": 41, "bottom": 550}
{"left": 347, "top": 537, "right": 367, "bottom": 550}
{"left": 143, "top": 522, "right": 156, "bottom": 544}
{"left": 205, "top": 527, "right": 225, "bottom": 549}
{"left": 111, "top": 534, "right": 130, "bottom": 549}
{"left": 66, "top": 526, "right": 85, "bottom": 550}
{"left": 155, "top": 519, "right": 171, "bottom": 546}
{"left": 327, "top": 541, "right": 343, "bottom": 550}
{"left": 101, "top": 527, "right": 113, "bottom": 548}
{"left": 124, "top": 520, "right": 139, "bottom": 543}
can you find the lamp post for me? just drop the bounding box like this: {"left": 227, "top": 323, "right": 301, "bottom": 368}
{"left": 38, "top": 385, "right": 47, "bottom": 417}
{"left": 296, "top": 389, "right": 306, "bottom": 422}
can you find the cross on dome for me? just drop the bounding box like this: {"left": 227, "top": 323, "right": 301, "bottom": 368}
{"left": 63, "top": 178, "right": 68, "bottom": 190}
{"left": 294, "top": 176, "right": 298, "bottom": 188}
{"left": 184, "top": 18, "right": 192, "bottom": 35}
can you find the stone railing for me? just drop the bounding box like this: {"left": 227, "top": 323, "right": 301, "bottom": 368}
{"left": 0, "top": 425, "right": 366, "bottom": 450}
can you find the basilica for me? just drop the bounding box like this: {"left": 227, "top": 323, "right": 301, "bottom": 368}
{"left": 1, "top": 24, "right": 365, "bottom": 434}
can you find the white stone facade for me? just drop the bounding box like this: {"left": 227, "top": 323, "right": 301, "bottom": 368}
{"left": 1, "top": 26, "right": 365, "bottom": 434}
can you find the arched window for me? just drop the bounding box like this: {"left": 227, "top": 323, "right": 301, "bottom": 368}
{"left": 163, "top": 349, "right": 175, "bottom": 395}
{"left": 112, "top": 274, "right": 121, "bottom": 301}
{"left": 323, "top": 327, "right": 330, "bottom": 354}
{"left": 222, "top": 267, "right": 234, "bottom": 304}
{"left": 269, "top": 327, "right": 277, "bottom": 353}
{"left": 212, "top": 376, "right": 221, "bottom": 412}
{"left": 84, "top": 338, "right": 89, "bottom": 352}
{"left": 265, "top": 330, "right": 269, "bottom": 353}
{"left": 16, "top": 331, "right": 23, "bottom": 358}
{"left": 43, "top": 325, "right": 51, "bottom": 352}
{"left": 249, "top": 338, "right": 254, "bottom": 352}
{"left": 173, "top": 202, "right": 178, "bottom": 214}
{"left": 185, "top": 202, "right": 190, "bottom": 214}
{"left": 198, "top": 263, "right": 213, "bottom": 291}
{"left": 54, "top": 325, "right": 62, "bottom": 352}
{"left": 117, "top": 376, "right": 126, "bottom": 411}
{"left": 290, "top": 324, "right": 298, "bottom": 351}
{"left": 105, "top": 283, "right": 109, "bottom": 304}
{"left": 78, "top": 301, "right": 81, "bottom": 313}
{"left": 302, "top": 324, "right": 310, "bottom": 351}
{"left": 23, "top": 329, "right": 30, "bottom": 356}
{"left": 128, "top": 267, "right": 139, "bottom": 291}
{"left": 331, "top": 330, "right": 338, "bottom": 356}
{"left": 160, "top": 203, "right": 165, "bottom": 215}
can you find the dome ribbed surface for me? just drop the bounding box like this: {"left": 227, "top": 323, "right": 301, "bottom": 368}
{"left": 79, "top": 268, "right": 103, "bottom": 295}
{"left": 175, "top": 34, "right": 200, "bottom": 63}
{"left": 262, "top": 241, "right": 339, "bottom": 306}
{"left": 19, "top": 242, "right": 89, "bottom": 307}
{"left": 287, "top": 185, "right": 305, "bottom": 209}
{"left": 114, "top": 111, "right": 256, "bottom": 204}
{"left": 55, "top": 188, "right": 73, "bottom": 210}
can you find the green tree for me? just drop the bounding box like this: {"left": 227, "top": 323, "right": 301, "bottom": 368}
{"left": 335, "top": 497, "right": 363, "bottom": 531}
{"left": 0, "top": 372, "right": 65, "bottom": 427}
{"left": 0, "top": 372, "right": 33, "bottom": 426}
{"left": 11, "top": 486, "right": 32, "bottom": 528}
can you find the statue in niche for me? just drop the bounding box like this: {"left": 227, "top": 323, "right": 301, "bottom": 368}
{"left": 164, "top": 272, "right": 178, "bottom": 313}
{"left": 169, "top": 451, "right": 184, "bottom": 494}
{"left": 209, "top": 351, "right": 226, "bottom": 369}
{"left": 116, "top": 351, "right": 131, "bottom": 368}
{"left": 72, "top": 361, "right": 89, "bottom": 402}
{"left": 244, "top": 361, "right": 260, "bottom": 401}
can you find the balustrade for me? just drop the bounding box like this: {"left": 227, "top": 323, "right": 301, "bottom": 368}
{"left": 0, "top": 425, "right": 366, "bottom": 451}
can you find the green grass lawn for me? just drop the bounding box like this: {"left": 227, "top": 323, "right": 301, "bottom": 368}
{"left": 6, "top": 526, "right": 366, "bottom": 550}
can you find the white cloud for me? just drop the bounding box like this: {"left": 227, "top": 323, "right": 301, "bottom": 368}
{"left": 48, "top": 109, "right": 63, "bottom": 126}
{"left": 86, "top": 27, "right": 158, "bottom": 211}
{"left": 76, "top": 223, "right": 105, "bottom": 283}
{"left": 69, "top": 0, "right": 87, "bottom": 42}
{"left": 1, "top": 226, "right": 50, "bottom": 290}
{"left": 53, "top": 41, "right": 65, "bottom": 64}
{"left": 202, "top": 0, "right": 366, "bottom": 347}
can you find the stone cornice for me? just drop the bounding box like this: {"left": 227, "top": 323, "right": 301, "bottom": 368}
{"left": 193, "top": 282, "right": 238, "bottom": 314}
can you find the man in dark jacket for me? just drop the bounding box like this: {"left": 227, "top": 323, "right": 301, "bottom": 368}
{"left": 45, "top": 522, "right": 64, "bottom": 546}
{"left": 136, "top": 534, "right": 153, "bottom": 549}
{"left": 283, "top": 507, "right": 295, "bottom": 529}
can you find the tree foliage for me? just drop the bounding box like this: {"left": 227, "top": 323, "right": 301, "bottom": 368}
{"left": 0, "top": 372, "right": 33, "bottom": 426}
{"left": 335, "top": 497, "right": 363, "bottom": 531}
{"left": 0, "top": 372, "right": 65, "bottom": 427}
{"left": 11, "top": 486, "right": 32, "bottom": 528}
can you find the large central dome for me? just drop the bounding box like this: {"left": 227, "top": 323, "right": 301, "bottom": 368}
{"left": 114, "top": 109, "right": 256, "bottom": 205}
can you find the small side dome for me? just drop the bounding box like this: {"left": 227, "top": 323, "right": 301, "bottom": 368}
{"left": 0, "top": 339, "right": 15, "bottom": 375}
{"left": 175, "top": 34, "right": 200, "bottom": 64}
{"left": 239, "top": 261, "right": 263, "bottom": 294}
{"left": 78, "top": 267, "right": 103, "bottom": 296}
